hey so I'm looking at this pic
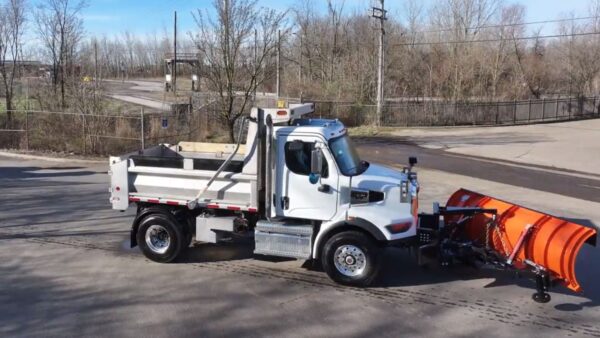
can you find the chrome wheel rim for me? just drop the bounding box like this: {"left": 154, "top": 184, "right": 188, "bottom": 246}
{"left": 333, "top": 245, "right": 366, "bottom": 277}
{"left": 145, "top": 224, "right": 170, "bottom": 254}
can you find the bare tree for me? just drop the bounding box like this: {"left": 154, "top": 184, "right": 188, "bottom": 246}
{"left": 430, "top": 0, "right": 503, "bottom": 100}
{"left": 482, "top": 3, "right": 523, "bottom": 99}
{"left": 0, "top": 0, "right": 26, "bottom": 126}
{"left": 35, "top": 0, "right": 86, "bottom": 109}
{"left": 555, "top": 3, "right": 600, "bottom": 98}
{"left": 192, "top": 0, "right": 287, "bottom": 142}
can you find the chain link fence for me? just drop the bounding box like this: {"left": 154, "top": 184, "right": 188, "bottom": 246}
{"left": 1, "top": 96, "right": 599, "bottom": 156}
{"left": 0, "top": 96, "right": 256, "bottom": 156}
{"left": 0, "top": 109, "right": 143, "bottom": 155}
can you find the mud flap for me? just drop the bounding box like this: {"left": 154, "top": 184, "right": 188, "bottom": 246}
{"left": 446, "top": 188, "right": 597, "bottom": 292}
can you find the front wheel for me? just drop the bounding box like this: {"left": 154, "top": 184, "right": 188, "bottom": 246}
{"left": 321, "top": 231, "right": 381, "bottom": 287}
{"left": 137, "top": 214, "right": 185, "bottom": 263}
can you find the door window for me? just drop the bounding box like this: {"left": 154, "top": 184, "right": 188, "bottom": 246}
{"left": 284, "top": 141, "right": 328, "bottom": 177}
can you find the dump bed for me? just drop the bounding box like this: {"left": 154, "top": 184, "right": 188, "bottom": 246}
{"left": 109, "top": 142, "right": 258, "bottom": 212}
{"left": 109, "top": 103, "right": 315, "bottom": 213}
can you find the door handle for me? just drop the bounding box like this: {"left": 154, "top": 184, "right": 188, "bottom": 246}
{"left": 281, "top": 196, "right": 290, "bottom": 209}
{"left": 318, "top": 184, "right": 331, "bottom": 193}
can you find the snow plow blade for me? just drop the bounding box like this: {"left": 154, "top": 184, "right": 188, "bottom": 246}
{"left": 446, "top": 189, "right": 596, "bottom": 292}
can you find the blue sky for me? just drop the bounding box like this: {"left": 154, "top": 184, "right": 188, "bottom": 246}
{"left": 76, "top": 0, "right": 592, "bottom": 37}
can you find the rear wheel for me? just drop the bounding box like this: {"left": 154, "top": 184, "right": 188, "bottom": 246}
{"left": 137, "top": 214, "right": 184, "bottom": 263}
{"left": 321, "top": 231, "right": 381, "bottom": 287}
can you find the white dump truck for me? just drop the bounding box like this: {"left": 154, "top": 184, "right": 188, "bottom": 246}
{"left": 109, "top": 102, "right": 595, "bottom": 300}
{"left": 109, "top": 103, "right": 419, "bottom": 286}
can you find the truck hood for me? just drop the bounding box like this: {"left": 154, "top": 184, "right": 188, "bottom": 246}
{"left": 351, "top": 163, "right": 405, "bottom": 191}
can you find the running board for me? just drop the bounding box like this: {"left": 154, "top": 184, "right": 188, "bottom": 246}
{"left": 254, "top": 221, "right": 313, "bottom": 259}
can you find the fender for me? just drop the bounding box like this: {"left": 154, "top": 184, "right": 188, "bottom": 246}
{"left": 313, "top": 217, "right": 386, "bottom": 258}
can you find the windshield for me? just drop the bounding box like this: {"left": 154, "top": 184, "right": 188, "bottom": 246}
{"left": 329, "top": 135, "right": 365, "bottom": 176}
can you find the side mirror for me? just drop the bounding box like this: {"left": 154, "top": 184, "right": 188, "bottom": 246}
{"left": 310, "top": 148, "right": 323, "bottom": 175}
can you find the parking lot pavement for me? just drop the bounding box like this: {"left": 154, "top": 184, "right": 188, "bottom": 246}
{"left": 389, "top": 118, "right": 600, "bottom": 176}
{"left": 2, "top": 156, "right": 600, "bottom": 337}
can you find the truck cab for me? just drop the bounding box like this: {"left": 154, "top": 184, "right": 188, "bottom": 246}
{"left": 109, "top": 103, "right": 419, "bottom": 286}
{"left": 271, "top": 117, "right": 418, "bottom": 243}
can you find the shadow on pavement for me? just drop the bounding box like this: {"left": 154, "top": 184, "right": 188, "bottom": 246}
{"left": 0, "top": 166, "right": 98, "bottom": 180}
{"left": 176, "top": 239, "right": 295, "bottom": 264}
{"left": 163, "top": 226, "right": 600, "bottom": 314}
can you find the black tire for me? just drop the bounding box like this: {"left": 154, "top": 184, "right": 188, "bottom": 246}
{"left": 137, "top": 213, "right": 184, "bottom": 263}
{"left": 321, "top": 231, "right": 381, "bottom": 287}
{"left": 184, "top": 230, "right": 193, "bottom": 248}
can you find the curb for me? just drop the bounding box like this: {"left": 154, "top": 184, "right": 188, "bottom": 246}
{"left": 0, "top": 151, "right": 105, "bottom": 164}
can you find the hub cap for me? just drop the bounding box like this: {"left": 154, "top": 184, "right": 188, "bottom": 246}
{"left": 334, "top": 245, "right": 366, "bottom": 277}
{"left": 145, "top": 225, "right": 170, "bottom": 254}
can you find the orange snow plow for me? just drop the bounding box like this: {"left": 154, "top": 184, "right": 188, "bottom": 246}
{"left": 417, "top": 189, "right": 597, "bottom": 303}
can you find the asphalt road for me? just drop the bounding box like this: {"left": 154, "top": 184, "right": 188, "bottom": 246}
{"left": 104, "top": 79, "right": 279, "bottom": 112}
{"left": 356, "top": 137, "right": 600, "bottom": 203}
{"left": 1, "top": 152, "right": 600, "bottom": 337}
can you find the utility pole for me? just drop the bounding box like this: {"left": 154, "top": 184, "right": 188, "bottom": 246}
{"left": 276, "top": 29, "right": 281, "bottom": 99}
{"left": 173, "top": 11, "right": 178, "bottom": 96}
{"left": 94, "top": 40, "right": 98, "bottom": 83}
{"left": 299, "top": 33, "right": 303, "bottom": 85}
{"left": 94, "top": 39, "right": 98, "bottom": 102}
{"left": 254, "top": 29, "right": 257, "bottom": 102}
{"left": 372, "top": 0, "right": 386, "bottom": 126}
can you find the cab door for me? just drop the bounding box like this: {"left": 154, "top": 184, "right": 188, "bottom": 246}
{"left": 275, "top": 134, "right": 339, "bottom": 220}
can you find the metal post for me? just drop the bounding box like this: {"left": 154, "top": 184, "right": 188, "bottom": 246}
{"left": 495, "top": 100, "right": 500, "bottom": 125}
{"left": 569, "top": 97, "right": 572, "bottom": 119}
{"left": 555, "top": 97, "right": 559, "bottom": 118}
{"left": 140, "top": 108, "right": 145, "bottom": 150}
{"left": 187, "top": 102, "right": 192, "bottom": 140}
{"left": 254, "top": 28, "right": 257, "bottom": 102}
{"left": 454, "top": 101, "right": 458, "bottom": 126}
{"left": 82, "top": 114, "right": 86, "bottom": 154}
{"left": 594, "top": 96, "right": 597, "bottom": 116}
{"left": 26, "top": 78, "right": 30, "bottom": 111}
{"left": 513, "top": 100, "right": 517, "bottom": 124}
{"left": 542, "top": 98, "right": 546, "bottom": 120}
{"left": 173, "top": 11, "right": 178, "bottom": 96}
{"left": 25, "top": 111, "right": 29, "bottom": 151}
{"left": 94, "top": 40, "right": 98, "bottom": 95}
{"left": 528, "top": 99, "right": 532, "bottom": 122}
{"left": 372, "top": 0, "right": 386, "bottom": 127}
{"left": 276, "top": 29, "right": 281, "bottom": 99}
{"left": 299, "top": 34, "right": 303, "bottom": 85}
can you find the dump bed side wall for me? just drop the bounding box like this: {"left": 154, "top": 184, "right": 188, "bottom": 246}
{"left": 129, "top": 166, "right": 256, "bottom": 204}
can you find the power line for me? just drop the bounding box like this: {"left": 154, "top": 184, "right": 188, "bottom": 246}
{"left": 411, "top": 15, "right": 600, "bottom": 35}
{"left": 391, "top": 31, "right": 600, "bottom": 47}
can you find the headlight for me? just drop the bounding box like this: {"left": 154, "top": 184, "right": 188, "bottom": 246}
{"left": 401, "top": 181, "right": 409, "bottom": 203}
